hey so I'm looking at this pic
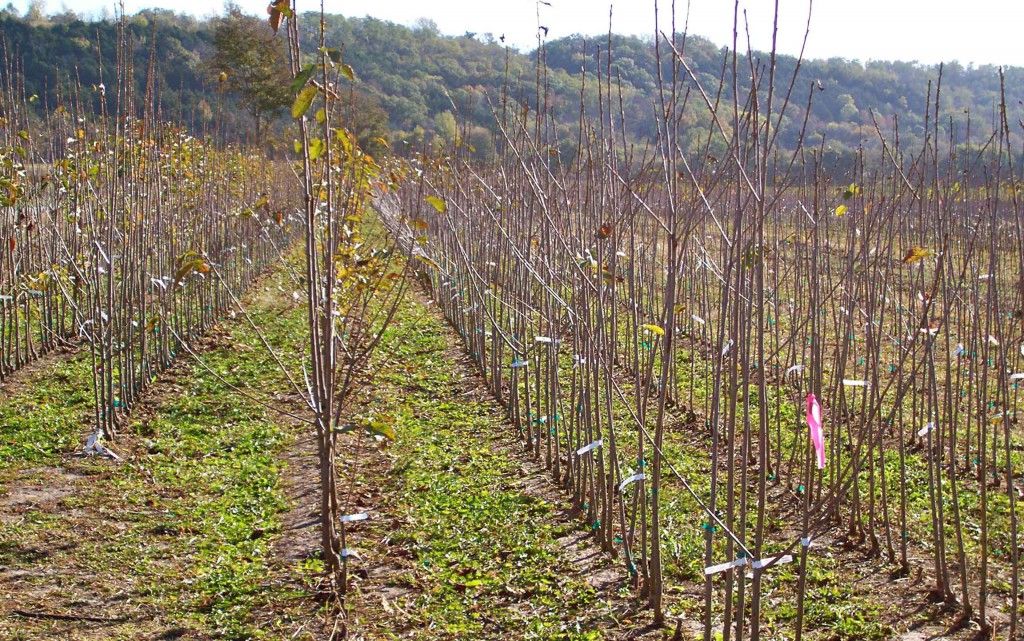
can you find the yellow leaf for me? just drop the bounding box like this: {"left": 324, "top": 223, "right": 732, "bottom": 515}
{"left": 291, "top": 84, "right": 317, "bottom": 120}
{"left": 642, "top": 324, "right": 665, "bottom": 337}
{"left": 425, "top": 194, "right": 446, "bottom": 213}
{"left": 834, "top": 204, "right": 848, "bottom": 217}
{"left": 902, "top": 246, "right": 931, "bottom": 264}
{"left": 309, "top": 137, "right": 324, "bottom": 161}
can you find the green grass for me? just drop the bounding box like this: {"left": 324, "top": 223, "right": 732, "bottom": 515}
{"left": 0, "top": 273, "right": 315, "bottom": 640}
{"left": 122, "top": 313, "right": 298, "bottom": 636}
{"left": 0, "top": 355, "right": 94, "bottom": 465}
{"left": 347, "top": 293, "right": 612, "bottom": 640}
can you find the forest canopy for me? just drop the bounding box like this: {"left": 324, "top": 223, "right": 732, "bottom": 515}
{"left": 4, "top": 6, "right": 1022, "bottom": 167}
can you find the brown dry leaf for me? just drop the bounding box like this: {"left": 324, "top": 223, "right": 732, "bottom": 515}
{"left": 267, "top": 0, "right": 289, "bottom": 34}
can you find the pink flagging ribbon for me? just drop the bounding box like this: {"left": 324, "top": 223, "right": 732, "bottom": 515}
{"left": 806, "top": 393, "right": 825, "bottom": 469}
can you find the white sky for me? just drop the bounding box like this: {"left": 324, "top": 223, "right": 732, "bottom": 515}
{"left": 20, "top": 0, "right": 1024, "bottom": 67}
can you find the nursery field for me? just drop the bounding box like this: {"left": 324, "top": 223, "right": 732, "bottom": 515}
{"left": 3, "top": 2, "right": 1024, "bottom": 641}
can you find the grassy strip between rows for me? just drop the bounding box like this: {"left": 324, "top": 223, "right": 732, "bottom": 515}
{"left": 0, "top": 274, "right": 315, "bottom": 640}
{"left": 0, "top": 354, "right": 94, "bottom": 467}
{"left": 345, "top": 292, "right": 625, "bottom": 640}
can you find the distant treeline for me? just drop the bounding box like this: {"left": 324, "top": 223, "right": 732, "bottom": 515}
{"left": 4, "top": 7, "right": 1023, "bottom": 169}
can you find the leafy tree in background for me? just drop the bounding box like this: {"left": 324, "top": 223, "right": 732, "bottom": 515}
{"left": 24, "top": 0, "right": 47, "bottom": 26}
{"left": 433, "top": 110, "right": 458, "bottom": 146}
{"left": 335, "top": 88, "right": 391, "bottom": 157}
{"left": 466, "top": 125, "right": 495, "bottom": 162}
{"left": 209, "top": 5, "right": 291, "bottom": 143}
